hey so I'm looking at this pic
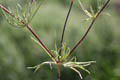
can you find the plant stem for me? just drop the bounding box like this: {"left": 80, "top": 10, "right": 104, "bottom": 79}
{"left": 59, "top": 0, "right": 74, "bottom": 56}
{"left": 0, "top": 4, "right": 14, "bottom": 16}
{"left": 57, "top": 64, "right": 61, "bottom": 80}
{"left": 69, "top": 0, "right": 110, "bottom": 56}
{"left": 0, "top": 4, "right": 57, "bottom": 63}
{"left": 25, "top": 24, "right": 57, "bottom": 62}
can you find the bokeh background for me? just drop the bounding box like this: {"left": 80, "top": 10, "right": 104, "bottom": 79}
{"left": 0, "top": 0, "right": 120, "bottom": 80}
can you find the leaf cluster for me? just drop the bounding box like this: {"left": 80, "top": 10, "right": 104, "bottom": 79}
{"left": 2, "top": 0, "right": 44, "bottom": 28}
{"left": 28, "top": 41, "right": 96, "bottom": 79}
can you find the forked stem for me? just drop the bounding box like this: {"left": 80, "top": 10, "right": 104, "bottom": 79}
{"left": 59, "top": 0, "right": 75, "bottom": 56}
{"left": 69, "top": 0, "right": 110, "bottom": 56}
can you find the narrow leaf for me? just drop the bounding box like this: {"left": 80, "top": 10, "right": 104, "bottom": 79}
{"left": 70, "top": 67, "right": 83, "bottom": 79}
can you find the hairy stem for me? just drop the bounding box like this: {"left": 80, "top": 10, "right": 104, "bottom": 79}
{"left": 59, "top": 0, "right": 74, "bottom": 56}
{"left": 69, "top": 0, "right": 110, "bottom": 56}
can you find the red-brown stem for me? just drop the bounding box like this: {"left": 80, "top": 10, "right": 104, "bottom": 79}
{"left": 0, "top": 4, "right": 14, "bottom": 16}
{"left": 25, "top": 24, "right": 57, "bottom": 62}
{"left": 69, "top": 0, "right": 110, "bottom": 56}
{"left": 59, "top": 0, "right": 75, "bottom": 56}
{"left": 0, "top": 4, "right": 57, "bottom": 63}
{"left": 57, "top": 64, "right": 61, "bottom": 80}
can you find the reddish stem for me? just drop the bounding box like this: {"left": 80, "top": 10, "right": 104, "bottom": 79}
{"left": 69, "top": 0, "right": 110, "bottom": 56}
{"left": 0, "top": 4, "right": 57, "bottom": 63}
{"left": 59, "top": 0, "right": 74, "bottom": 56}
{"left": 57, "top": 64, "right": 61, "bottom": 80}
{"left": 25, "top": 24, "right": 57, "bottom": 62}
{"left": 0, "top": 4, "right": 14, "bottom": 16}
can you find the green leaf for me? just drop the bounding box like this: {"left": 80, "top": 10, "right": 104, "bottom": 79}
{"left": 28, "top": 0, "right": 45, "bottom": 23}
{"left": 90, "top": 0, "right": 98, "bottom": 13}
{"left": 69, "top": 56, "right": 77, "bottom": 62}
{"left": 78, "top": 0, "right": 92, "bottom": 18}
{"left": 28, "top": 61, "right": 55, "bottom": 72}
{"left": 34, "top": 65, "right": 41, "bottom": 73}
{"left": 31, "top": 36, "right": 55, "bottom": 61}
{"left": 70, "top": 67, "right": 83, "bottom": 79}
{"left": 75, "top": 65, "right": 90, "bottom": 74}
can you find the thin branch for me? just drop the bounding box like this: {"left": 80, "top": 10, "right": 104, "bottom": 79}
{"left": 0, "top": 4, "right": 57, "bottom": 63}
{"left": 0, "top": 4, "right": 14, "bottom": 16}
{"left": 59, "top": 0, "right": 75, "bottom": 56}
{"left": 25, "top": 24, "right": 57, "bottom": 62}
{"left": 69, "top": 0, "right": 110, "bottom": 56}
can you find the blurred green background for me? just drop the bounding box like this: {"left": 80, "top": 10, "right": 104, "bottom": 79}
{"left": 0, "top": 0, "right": 120, "bottom": 80}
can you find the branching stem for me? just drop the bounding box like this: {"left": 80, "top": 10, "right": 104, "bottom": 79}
{"left": 69, "top": 0, "right": 110, "bottom": 56}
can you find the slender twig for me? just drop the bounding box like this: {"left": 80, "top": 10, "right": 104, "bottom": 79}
{"left": 69, "top": 0, "right": 110, "bottom": 56}
{"left": 59, "top": 0, "right": 75, "bottom": 56}
{"left": 0, "top": 4, "right": 14, "bottom": 16}
{"left": 0, "top": 4, "right": 57, "bottom": 63}
{"left": 25, "top": 24, "right": 57, "bottom": 62}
